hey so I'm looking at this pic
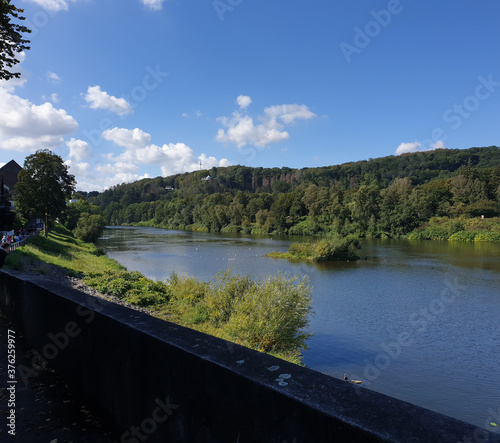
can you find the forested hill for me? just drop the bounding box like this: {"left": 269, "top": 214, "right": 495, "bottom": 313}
{"left": 83, "top": 146, "right": 500, "bottom": 239}
{"left": 86, "top": 146, "right": 499, "bottom": 205}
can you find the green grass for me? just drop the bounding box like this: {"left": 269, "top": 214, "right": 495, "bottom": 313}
{"left": 6, "top": 225, "right": 124, "bottom": 276}
{"left": 5, "top": 224, "right": 312, "bottom": 365}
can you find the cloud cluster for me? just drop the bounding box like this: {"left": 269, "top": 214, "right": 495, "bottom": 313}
{"left": 46, "top": 71, "right": 61, "bottom": 84}
{"left": 102, "top": 126, "right": 230, "bottom": 180}
{"left": 84, "top": 86, "right": 133, "bottom": 116}
{"left": 25, "top": 0, "right": 79, "bottom": 12}
{"left": 216, "top": 97, "right": 316, "bottom": 148}
{"left": 0, "top": 87, "right": 78, "bottom": 151}
{"left": 141, "top": 0, "right": 166, "bottom": 11}
{"left": 26, "top": 0, "right": 162, "bottom": 12}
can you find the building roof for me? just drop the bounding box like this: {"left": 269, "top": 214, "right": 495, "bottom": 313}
{"left": 0, "top": 160, "right": 22, "bottom": 193}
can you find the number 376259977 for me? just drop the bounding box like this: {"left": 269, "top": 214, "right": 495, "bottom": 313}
{"left": 7, "top": 330, "right": 16, "bottom": 378}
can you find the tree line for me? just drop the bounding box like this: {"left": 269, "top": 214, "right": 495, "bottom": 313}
{"left": 85, "top": 146, "right": 500, "bottom": 239}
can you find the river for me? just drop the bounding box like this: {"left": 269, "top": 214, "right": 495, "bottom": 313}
{"left": 98, "top": 226, "right": 500, "bottom": 430}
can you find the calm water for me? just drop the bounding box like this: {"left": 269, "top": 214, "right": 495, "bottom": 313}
{"left": 98, "top": 226, "right": 500, "bottom": 429}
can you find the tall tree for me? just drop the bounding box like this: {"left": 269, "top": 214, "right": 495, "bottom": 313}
{"left": 0, "top": 0, "right": 31, "bottom": 80}
{"left": 15, "top": 150, "right": 76, "bottom": 236}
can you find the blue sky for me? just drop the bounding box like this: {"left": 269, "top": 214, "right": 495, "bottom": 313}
{"left": 1, "top": 0, "right": 499, "bottom": 191}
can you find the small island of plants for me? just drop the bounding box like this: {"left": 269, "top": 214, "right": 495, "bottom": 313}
{"left": 265, "top": 234, "right": 361, "bottom": 262}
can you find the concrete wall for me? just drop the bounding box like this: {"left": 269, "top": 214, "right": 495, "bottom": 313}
{"left": 1, "top": 269, "right": 498, "bottom": 443}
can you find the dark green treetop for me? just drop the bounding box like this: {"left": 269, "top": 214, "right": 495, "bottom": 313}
{"left": 0, "top": 0, "right": 31, "bottom": 80}
{"left": 15, "top": 150, "right": 76, "bottom": 235}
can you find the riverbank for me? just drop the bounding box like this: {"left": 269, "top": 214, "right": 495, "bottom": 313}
{"left": 126, "top": 215, "right": 500, "bottom": 243}
{"left": 408, "top": 216, "right": 500, "bottom": 242}
{"left": 5, "top": 225, "right": 312, "bottom": 365}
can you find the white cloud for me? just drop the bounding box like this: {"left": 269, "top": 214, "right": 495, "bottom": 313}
{"left": 102, "top": 127, "right": 151, "bottom": 150}
{"left": 84, "top": 86, "right": 133, "bottom": 116}
{"left": 431, "top": 140, "right": 445, "bottom": 150}
{"left": 46, "top": 71, "right": 61, "bottom": 84}
{"left": 0, "top": 52, "right": 27, "bottom": 91}
{"left": 264, "top": 104, "right": 316, "bottom": 124}
{"left": 0, "top": 87, "right": 78, "bottom": 152}
{"left": 66, "top": 138, "right": 92, "bottom": 161}
{"left": 25, "top": 0, "right": 79, "bottom": 12}
{"left": 103, "top": 172, "right": 152, "bottom": 189}
{"left": 396, "top": 140, "right": 446, "bottom": 155}
{"left": 182, "top": 110, "right": 202, "bottom": 118}
{"left": 395, "top": 142, "right": 422, "bottom": 155}
{"left": 101, "top": 126, "right": 230, "bottom": 178}
{"left": 141, "top": 0, "right": 166, "bottom": 11}
{"left": 236, "top": 95, "right": 252, "bottom": 110}
{"left": 65, "top": 159, "right": 93, "bottom": 179}
{"left": 42, "top": 93, "right": 60, "bottom": 104}
{"left": 74, "top": 181, "right": 104, "bottom": 193}
{"left": 216, "top": 97, "right": 316, "bottom": 148}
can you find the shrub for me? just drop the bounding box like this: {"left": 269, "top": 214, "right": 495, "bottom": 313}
{"left": 84, "top": 270, "right": 171, "bottom": 304}
{"left": 222, "top": 273, "right": 312, "bottom": 354}
{"left": 312, "top": 235, "right": 361, "bottom": 261}
{"left": 448, "top": 231, "right": 477, "bottom": 242}
{"left": 74, "top": 213, "right": 106, "bottom": 243}
{"left": 204, "top": 269, "right": 253, "bottom": 324}
{"left": 474, "top": 232, "right": 500, "bottom": 242}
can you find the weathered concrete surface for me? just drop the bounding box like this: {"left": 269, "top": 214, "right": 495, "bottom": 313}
{"left": 1, "top": 268, "right": 499, "bottom": 443}
{"left": 0, "top": 315, "right": 117, "bottom": 442}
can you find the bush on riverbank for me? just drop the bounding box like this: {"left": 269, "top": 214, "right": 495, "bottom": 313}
{"left": 83, "top": 268, "right": 312, "bottom": 362}
{"left": 266, "top": 234, "right": 361, "bottom": 261}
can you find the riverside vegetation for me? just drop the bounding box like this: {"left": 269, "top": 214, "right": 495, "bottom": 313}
{"left": 5, "top": 225, "right": 312, "bottom": 364}
{"left": 266, "top": 234, "right": 361, "bottom": 261}
{"left": 80, "top": 146, "right": 500, "bottom": 242}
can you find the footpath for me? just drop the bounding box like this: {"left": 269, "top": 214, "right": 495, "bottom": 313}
{"left": 0, "top": 315, "right": 118, "bottom": 442}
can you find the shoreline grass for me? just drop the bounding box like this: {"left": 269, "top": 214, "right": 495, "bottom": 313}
{"left": 5, "top": 225, "right": 312, "bottom": 365}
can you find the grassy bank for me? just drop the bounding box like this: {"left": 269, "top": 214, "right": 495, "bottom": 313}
{"left": 408, "top": 216, "right": 500, "bottom": 242}
{"left": 5, "top": 225, "right": 312, "bottom": 364}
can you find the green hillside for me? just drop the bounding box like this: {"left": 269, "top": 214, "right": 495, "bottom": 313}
{"left": 81, "top": 146, "right": 500, "bottom": 240}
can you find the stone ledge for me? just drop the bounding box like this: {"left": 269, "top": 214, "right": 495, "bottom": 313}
{"left": 1, "top": 268, "right": 498, "bottom": 443}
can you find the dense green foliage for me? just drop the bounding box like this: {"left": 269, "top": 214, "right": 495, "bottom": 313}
{"left": 15, "top": 150, "right": 76, "bottom": 236}
{"left": 267, "top": 235, "right": 361, "bottom": 261}
{"left": 84, "top": 268, "right": 313, "bottom": 359}
{"left": 7, "top": 225, "right": 313, "bottom": 363}
{"left": 87, "top": 147, "right": 500, "bottom": 240}
{"left": 408, "top": 216, "right": 500, "bottom": 242}
{"left": 73, "top": 213, "right": 107, "bottom": 243}
{"left": 0, "top": 0, "right": 31, "bottom": 80}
